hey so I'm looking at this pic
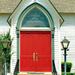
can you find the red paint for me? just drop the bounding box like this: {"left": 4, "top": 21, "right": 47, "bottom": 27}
{"left": 20, "top": 31, "right": 52, "bottom": 72}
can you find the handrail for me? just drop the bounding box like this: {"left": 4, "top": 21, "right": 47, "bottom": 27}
{"left": 14, "top": 59, "right": 19, "bottom": 75}
{"left": 52, "top": 60, "right": 57, "bottom": 75}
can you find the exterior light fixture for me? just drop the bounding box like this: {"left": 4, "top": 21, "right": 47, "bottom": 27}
{"left": 61, "top": 36, "right": 70, "bottom": 75}
{"left": 1, "top": 39, "right": 10, "bottom": 49}
{"left": 61, "top": 37, "right": 70, "bottom": 49}
{"left": 1, "top": 39, "right": 10, "bottom": 75}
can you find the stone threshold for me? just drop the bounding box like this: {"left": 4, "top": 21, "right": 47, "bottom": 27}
{"left": 18, "top": 73, "right": 53, "bottom": 75}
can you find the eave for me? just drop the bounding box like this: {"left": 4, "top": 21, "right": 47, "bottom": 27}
{"left": 7, "top": 0, "right": 64, "bottom": 26}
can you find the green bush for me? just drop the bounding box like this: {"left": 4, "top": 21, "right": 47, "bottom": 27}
{"left": 73, "top": 73, "right": 75, "bottom": 75}
{"left": 62, "top": 72, "right": 73, "bottom": 75}
{"left": 0, "top": 32, "right": 14, "bottom": 73}
{"left": 61, "top": 62, "right": 72, "bottom": 72}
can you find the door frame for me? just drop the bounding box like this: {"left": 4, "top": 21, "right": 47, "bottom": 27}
{"left": 16, "top": 2, "right": 55, "bottom": 73}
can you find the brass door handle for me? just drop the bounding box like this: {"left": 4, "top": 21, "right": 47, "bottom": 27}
{"left": 36, "top": 53, "right": 38, "bottom": 61}
{"left": 33, "top": 53, "right": 35, "bottom": 61}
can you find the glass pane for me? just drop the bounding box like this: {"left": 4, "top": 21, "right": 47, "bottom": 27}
{"left": 2, "top": 42, "right": 7, "bottom": 48}
{"left": 21, "top": 7, "right": 50, "bottom": 27}
{"left": 63, "top": 43, "right": 68, "bottom": 48}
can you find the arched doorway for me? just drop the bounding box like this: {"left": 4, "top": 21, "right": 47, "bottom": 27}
{"left": 16, "top": 3, "right": 54, "bottom": 72}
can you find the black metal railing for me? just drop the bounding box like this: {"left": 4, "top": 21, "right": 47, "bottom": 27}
{"left": 14, "top": 59, "right": 19, "bottom": 75}
{"left": 52, "top": 60, "right": 57, "bottom": 75}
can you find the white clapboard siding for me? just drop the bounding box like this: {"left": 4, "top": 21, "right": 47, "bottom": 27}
{"left": 60, "top": 13, "right": 75, "bottom": 73}
{"left": 54, "top": 27, "right": 60, "bottom": 75}
{"left": 10, "top": 18, "right": 17, "bottom": 73}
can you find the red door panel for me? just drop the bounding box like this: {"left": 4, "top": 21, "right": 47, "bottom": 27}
{"left": 20, "top": 31, "right": 52, "bottom": 72}
{"left": 20, "top": 32, "right": 35, "bottom": 71}
{"left": 35, "top": 32, "right": 52, "bottom": 72}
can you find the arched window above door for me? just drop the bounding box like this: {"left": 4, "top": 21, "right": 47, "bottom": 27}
{"left": 21, "top": 7, "right": 50, "bottom": 28}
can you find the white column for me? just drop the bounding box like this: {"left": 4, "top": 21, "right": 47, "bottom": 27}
{"left": 10, "top": 19, "right": 13, "bottom": 74}
{"left": 58, "top": 19, "right": 61, "bottom": 75}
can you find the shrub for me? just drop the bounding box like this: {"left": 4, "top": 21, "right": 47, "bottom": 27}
{"left": 61, "top": 62, "right": 72, "bottom": 72}
{"left": 73, "top": 73, "right": 75, "bottom": 75}
{"left": 62, "top": 72, "right": 73, "bottom": 75}
{"left": 0, "top": 32, "right": 14, "bottom": 73}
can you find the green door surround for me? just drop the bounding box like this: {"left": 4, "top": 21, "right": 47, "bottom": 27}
{"left": 16, "top": 2, "right": 55, "bottom": 72}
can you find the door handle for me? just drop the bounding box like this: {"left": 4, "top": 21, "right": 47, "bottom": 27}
{"left": 36, "top": 53, "right": 38, "bottom": 61}
{"left": 33, "top": 53, "right": 35, "bottom": 61}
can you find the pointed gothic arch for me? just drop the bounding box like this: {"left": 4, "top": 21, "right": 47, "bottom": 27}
{"left": 17, "top": 3, "right": 54, "bottom": 30}
{"left": 16, "top": 3, "right": 55, "bottom": 73}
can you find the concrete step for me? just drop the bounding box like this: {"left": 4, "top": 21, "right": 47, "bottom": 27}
{"left": 18, "top": 73, "right": 53, "bottom": 75}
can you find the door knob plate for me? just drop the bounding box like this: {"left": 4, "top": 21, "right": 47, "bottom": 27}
{"left": 33, "top": 53, "right": 35, "bottom": 61}
{"left": 36, "top": 53, "right": 38, "bottom": 61}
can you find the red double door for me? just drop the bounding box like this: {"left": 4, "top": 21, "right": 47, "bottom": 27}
{"left": 20, "top": 31, "right": 52, "bottom": 72}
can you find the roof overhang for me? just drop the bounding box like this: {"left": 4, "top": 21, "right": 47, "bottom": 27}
{"left": 7, "top": 0, "right": 64, "bottom": 26}
{"left": 48, "top": 0, "right": 64, "bottom": 26}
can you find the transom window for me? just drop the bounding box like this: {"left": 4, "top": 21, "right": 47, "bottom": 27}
{"left": 21, "top": 7, "right": 50, "bottom": 28}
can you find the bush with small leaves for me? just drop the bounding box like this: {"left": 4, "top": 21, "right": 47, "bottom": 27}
{"left": 61, "top": 62, "right": 72, "bottom": 72}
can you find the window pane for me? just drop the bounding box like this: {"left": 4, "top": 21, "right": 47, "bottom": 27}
{"left": 21, "top": 7, "right": 50, "bottom": 27}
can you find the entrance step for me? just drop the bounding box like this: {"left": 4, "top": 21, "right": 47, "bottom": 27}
{"left": 17, "top": 73, "right": 53, "bottom": 75}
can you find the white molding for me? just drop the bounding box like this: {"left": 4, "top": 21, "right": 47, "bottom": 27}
{"left": 19, "top": 72, "right": 52, "bottom": 74}
{"left": 58, "top": 19, "right": 61, "bottom": 75}
{"left": 10, "top": 18, "right": 13, "bottom": 73}
{"left": 20, "top": 27, "right": 51, "bottom": 31}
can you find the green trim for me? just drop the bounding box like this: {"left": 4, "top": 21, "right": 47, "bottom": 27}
{"left": 16, "top": 29, "right": 19, "bottom": 59}
{"left": 16, "top": 2, "right": 55, "bottom": 72}
{"left": 51, "top": 27, "right": 55, "bottom": 72}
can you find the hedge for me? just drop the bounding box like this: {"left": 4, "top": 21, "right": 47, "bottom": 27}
{"left": 61, "top": 62, "right": 72, "bottom": 72}
{"left": 62, "top": 72, "right": 73, "bottom": 75}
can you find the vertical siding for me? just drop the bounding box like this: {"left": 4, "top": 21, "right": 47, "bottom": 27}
{"left": 60, "top": 13, "right": 75, "bottom": 73}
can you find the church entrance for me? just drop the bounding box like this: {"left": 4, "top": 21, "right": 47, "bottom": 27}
{"left": 20, "top": 31, "right": 52, "bottom": 72}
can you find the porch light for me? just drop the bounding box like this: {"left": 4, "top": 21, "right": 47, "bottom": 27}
{"left": 61, "top": 36, "right": 70, "bottom": 75}
{"left": 1, "top": 39, "right": 10, "bottom": 49}
{"left": 61, "top": 36, "right": 70, "bottom": 49}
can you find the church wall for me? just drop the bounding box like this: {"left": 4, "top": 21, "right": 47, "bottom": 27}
{"left": 60, "top": 13, "right": 75, "bottom": 73}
